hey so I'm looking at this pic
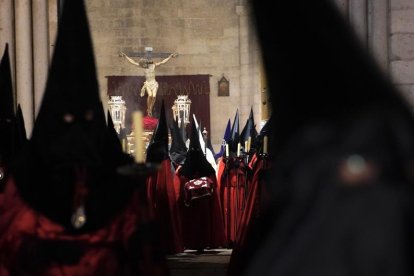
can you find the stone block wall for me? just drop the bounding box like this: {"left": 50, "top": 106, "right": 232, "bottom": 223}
{"left": 390, "top": 0, "right": 414, "bottom": 105}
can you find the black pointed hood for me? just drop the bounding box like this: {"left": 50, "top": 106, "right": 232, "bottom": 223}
{"left": 146, "top": 101, "right": 169, "bottom": 163}
{"left": 107, "top": 110, "right": 123, "bottom": 154}
{"left": 240, "top": 108, "right": 257, "bottom": 145}
{"left": 180, "top": 117, "right": 215, "bottom": 178}
{"left": 253, "top": 116, "right": 272, "bottom": 154}
{"left": 12, "top": 104, "right": 28, "bottom": 156}
{"left": 179, "top": 116, "right": 187, "bottom": 143}
{"left": 215, "top": 118, "right": 231, "bottom": 160}
{"left": 12, "top": 0, "right": 134, "bottom": 232}
{"left": 170, "top": 116, "right": 187, "bottom": 166}
{"left": 0, "top": 44, "right": 15, "bottom": 165}
{"left": 242, "top": 2, "right": 414, "bottom": 275}
{"left": 30, "top": 0, "right": 104, "bottom": 155}
{"left": 229, "top": 109, "right": 240, "bottom": 153}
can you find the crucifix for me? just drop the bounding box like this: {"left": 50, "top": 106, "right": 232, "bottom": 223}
{"left": 120, "top": 47, "right": 178, "bottom": 117}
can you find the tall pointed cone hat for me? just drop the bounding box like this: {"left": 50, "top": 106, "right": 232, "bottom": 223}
{"left": 240, "top": 108, "right": 257, "bottom": 145}
{"left": 13, "top": 0, "right": 133, "bottom": 230}
{"left": 249, "top": 107, "right": 258, "bottom": 140}
{"left": 251, "top": 0, "right": 414, "bottom": 155}
{"left": 107, "top": 110, "right": 123, "bottom": 154}
{"left": 242, "top": 1, "right": 414, "bottom": 275}
{"left": 12, "top": 104, "right": 28, "bottom": 156}
{"left": 180, "top": 116, "right": 215, "bottom": 178}
{"left": 146, "top": 100, "right": 169, "bottom": 163}
{"left": 229, "top": 109, "right": 240, "bottom": 153}
{"left": 0, "top": 44, "right": 15, "bottom": 165}
{"left": 253, "top": 116, "right": 272, "bottom": 154}
{"left": 30, "top": 0, "right": 106, "bottom": 163}
{"left": 179, "top": 115, "right": 187, "bottom": 142}
{"left": 214, "top": 118, "right": 231, "bottom": 160}
{"left": 170, "top": 116, "right": 188, "bottom": 165}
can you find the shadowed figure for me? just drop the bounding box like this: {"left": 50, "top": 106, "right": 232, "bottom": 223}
{"left": 229, "top": 1, "right": 414, "bottom": 276}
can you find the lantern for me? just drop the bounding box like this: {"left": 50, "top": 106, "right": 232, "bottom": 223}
{"left": 108, "top": 96, "right": 127, "bottom": 134}
{"left": 172, "top": 95, "right": 192, "bottom": 126}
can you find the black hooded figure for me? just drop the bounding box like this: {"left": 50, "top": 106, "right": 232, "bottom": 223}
{"left": 240, "top": 108, "right": 257, "bottom": 153}
{"left": 145, "top": 101, "right": 184, "bottom": 254}
{"left": 9, "top": 0, "right": 133, "bottom": 233}
{"left": 169, "top": 115, "right": 188, "bottom": 168}
{"left": 232, "top": 1, "right": 414, "bottom": 276}
{"left": 0, "top": 44, "right": 15, "bottom": 189}
{"left": 146, "top": 101, "right": 169, "bottom": 164}
{"left": 0, "top": 0, "right": 168, "bottom": 275}
{"left": 228, "top": 109, "right": 240, "bottom": 155}
{"left": 13, "top": 105, "right": 28, "bottom": 157}
{"left": 174, "top": 117, "right": 226, "bottom": 251}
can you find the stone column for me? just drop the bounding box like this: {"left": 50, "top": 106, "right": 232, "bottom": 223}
{"left": 370, "top": 0, "right": 389, "bottom": 72}
{"left": 15, "top": 0, "right": 34, "bottom": 134}
{"left": 48, "top": 0, "right": 58, "bottom": 60}
{"left": 349, "top": 0, "right": 368, "bottom": 46}
{"left": 32, "top": 0, "right": 49, "bottom": 117}
{"left": 0, "top": 0, "right": 15, "bottom": 99}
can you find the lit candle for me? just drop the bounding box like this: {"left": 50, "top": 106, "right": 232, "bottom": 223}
{"left": 133, "top": 111, "right": 144, "bottom": 163}
{"left": 247, "top": 137, "right": 251, "bottom": 152}
{"left": 263, "top": 136, "right": 268, "bottom": 154}
{"left": 237, "top": 142, "right": 241, "bottom": 157}
{"left": 225, "top": 143, "right": 229, "bottom": 157}
{"left": 122, "top": 138, "right": 126, "bottom": 153}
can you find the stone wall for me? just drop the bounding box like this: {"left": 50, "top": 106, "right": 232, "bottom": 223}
{"left": 333, "top": 0, "right": 414, "bottom": 108}
{"left": 390, "top": 0, "right": 414, "bottom": 105}
{"left": 85, "top": 0, "right": 262, "bottom": 149}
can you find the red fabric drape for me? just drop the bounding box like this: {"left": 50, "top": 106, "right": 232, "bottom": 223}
{"left": 173, "top": 169, "right": 225, "bottom": 250}
{"left": 146, "top": 159, "right": 183, "bottom": 254}
{"left": 0, "top": 178, "right": 169, "bottom": 276}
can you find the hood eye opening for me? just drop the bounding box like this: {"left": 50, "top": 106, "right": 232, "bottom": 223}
{"left": 63, "top": 113, "right": 75, "bottom": 123}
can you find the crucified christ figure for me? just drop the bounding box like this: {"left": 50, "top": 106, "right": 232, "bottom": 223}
{"left": 120, "top": 51, "right": 178, "bottom": 117}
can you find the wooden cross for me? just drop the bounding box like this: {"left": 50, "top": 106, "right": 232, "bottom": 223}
{"left": 120, "top": 47, "right": 173, "bottom": 59}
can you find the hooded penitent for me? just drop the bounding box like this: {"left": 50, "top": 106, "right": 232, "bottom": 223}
{"left": 107, "top": 110, "right": 122, "bottom": 153}
{"left": 174, "top": 117, "right": 225, "bottom": 250}
{"left": 169, "top": 116, "right": 187, "bottom": 167}
{"left": 0, "top": 1, "right": 170, "bottom": 275}
{"left": 240, "top": 108, "right": 257, "bottom": 147}
{"left": 0, "top": 44, "right": 15, "bottom": 188}
{"left": 145, "top": 101, "right": 184, "bottom": 254}
{"left": 11, "top": 0, "right": 133, "bottom": 233}
{"left": 229, "top": 109, "right": 240, "bottom": 155}
{"left": 192, "top": 114, "right": 217, "bottom": 173}
{"left": 237, "top": 1, "right": 414, "bottom": 276}
{"left": 13, "top": 105, "right": 28, "bottom": 156}
{"left": 180, "top": 117, "right": 215, "bottom": 179}
{"left": 146, "top": 101, "right": 169, "bottom": 164}
{"left": 252, "top": 117, "right": 271, "bottom": 155}
{"left": 214, "top": 118, "right": 231, "bottom": 160}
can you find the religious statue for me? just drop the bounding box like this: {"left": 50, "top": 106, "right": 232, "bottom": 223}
{"left": 120, "top": 48, "right": 178, "bottom": 117}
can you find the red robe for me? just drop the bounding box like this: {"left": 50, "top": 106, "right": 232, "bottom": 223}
{"left": 234, "top": 154, "right": 270, "bottom": 248}
{"left": 146, "top": 159, "right": 184, "bottom": 254}
{"left": 217, "top": 158, "right": 248, "bottom": 246}
{"left": 0, "top": 178, "right": 169, "bottom": 276}
{"left": 174, "top": 169, "right": 226, "bottom": 250}
{"left": 227, "top": 154, "right": 270, "bottom": 276}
